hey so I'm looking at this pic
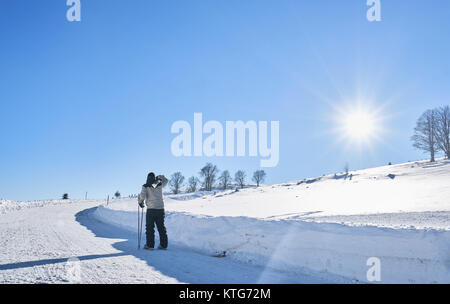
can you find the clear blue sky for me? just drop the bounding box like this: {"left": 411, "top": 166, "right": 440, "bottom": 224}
{"left": 1, "top": 1, "right": 449, "bottom": 201}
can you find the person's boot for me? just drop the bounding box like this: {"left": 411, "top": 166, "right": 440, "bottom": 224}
{"left": 157, "top": 245, "right": 167, "bottom": 250}
{"left": 144, "top": 244, "right": 154, "bottom": 250}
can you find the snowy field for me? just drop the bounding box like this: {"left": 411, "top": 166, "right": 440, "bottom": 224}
{"left": 1, "top": 159, "right": 449, "bottom": 283}
{"left": 164, "top": 159, "right": 450, "bottom": 227}
{"left": 3, "top": 201, "right": 331, "bottom": 284}
{"left": 0, "top": 199, "right": 87, "bottom": 214}
{"left": 95, "top": 159, "right": 450, "bottom": 283}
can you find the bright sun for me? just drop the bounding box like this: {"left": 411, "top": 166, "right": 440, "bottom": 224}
{"left": 333, "top": 103, "right": 384, "bottom": 147}
{"left": 343, "top": 110, "right": 376, "bottom": 140}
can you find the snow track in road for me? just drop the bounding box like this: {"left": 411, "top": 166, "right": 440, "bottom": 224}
{"left": 0, "top": 202, "right": 337, "bottom": 283}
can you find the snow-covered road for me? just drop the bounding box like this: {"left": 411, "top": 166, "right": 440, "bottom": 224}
{"left": 0, "top": 201, "right": 338, "bottom": 283}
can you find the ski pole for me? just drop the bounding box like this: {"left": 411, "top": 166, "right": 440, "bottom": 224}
{"left": 137, "top": 205, "right": 141, "bottom": 249}
{"left": 137, "top": 204, "right": 145, "bottom": 249}
{"left": 137, "top": 204, "right": 139, "bottom": 249}
{"left": 141, "top": 208, "right": 144, "bottom": 245}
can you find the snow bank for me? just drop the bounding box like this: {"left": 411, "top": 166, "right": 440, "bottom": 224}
{"left": 94, "top": 205, "right": 450, "bottom": 283}
{"left": 0, "top": 199, "right": 92, "bottom": 214}
{"left": 92, "top": 159, "right": 449, "bottom": 283}
{"left": 164, "top": 159, "right": 450, "bottom": 221}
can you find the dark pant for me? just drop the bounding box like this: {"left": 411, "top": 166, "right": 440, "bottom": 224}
{"left": 146, "top": 209, "right": 168, "bottom": 249}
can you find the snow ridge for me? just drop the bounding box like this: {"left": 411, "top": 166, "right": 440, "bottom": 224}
{"left": 94, "top": 205, "right": 450, "bottom": 283}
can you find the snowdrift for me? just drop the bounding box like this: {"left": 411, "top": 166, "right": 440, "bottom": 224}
{"left": 94, "top": 205, "right": 450, "bottom": 283}
{"left": 164, "top": 159, "right": 450, "bottom": 221}
{"left": 0, "top": 199, "right": 88, "bottom": 214}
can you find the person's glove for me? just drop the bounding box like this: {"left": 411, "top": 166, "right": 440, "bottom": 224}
{"left": 139, "top": 202, "right": 145, "bottom": 208}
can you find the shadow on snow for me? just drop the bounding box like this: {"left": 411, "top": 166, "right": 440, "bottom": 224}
{"left": 0, "top": 253, "right": 126, "bottom": 271}
{"left": 72, "top": 207, "right": 305, "bottom": 284}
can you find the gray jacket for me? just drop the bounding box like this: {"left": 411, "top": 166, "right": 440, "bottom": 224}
{"left": 138, "top": 175, "right": 169, "bottom": 209}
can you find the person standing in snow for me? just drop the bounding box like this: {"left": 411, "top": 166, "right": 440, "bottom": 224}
{"left": 138, "top": 172, "right": 169, "bottom": 250}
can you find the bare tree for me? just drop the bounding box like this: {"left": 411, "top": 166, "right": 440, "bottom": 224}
{"left": 200, "top": 163, "right": 219, "bottom": 191}
{"left": 252, "top": 170, "right": 266, "bottom": 187}
{"left": 411, "top": 109, "right": 439, "bottom": 162}
{"left": 218, "top": 170, "right": 232, "bottom": 190}
{"left": 436, "top": 106, "right": 450, "bottom": 159}
{"left": 187, "top": 176, "right": 200, "bottom": 192}
{"left": 169, "top": 172, "right": 185, "bottom": 194}
{"left": 234, "top": 170, "right": 246, "bottom": 189}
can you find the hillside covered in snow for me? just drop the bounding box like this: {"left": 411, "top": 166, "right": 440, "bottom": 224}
{"left": 1, "top": 159, "right": 449, "bottom": 284}
{"left": 104, "top": 159, "right": 450, "bottom": 229}
{"left": 94, "top": 159, "right": 450, "bottom": 283}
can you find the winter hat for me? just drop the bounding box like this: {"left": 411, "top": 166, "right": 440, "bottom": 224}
{"left": 144, "top": 172, "right": 156, "bottom": 187}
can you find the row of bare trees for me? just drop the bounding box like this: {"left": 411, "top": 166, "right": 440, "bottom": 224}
{"left": 411, "top": 106, "right": 450, "bottom": 162}
{"left": 168, "top": 163, "right": 267, "bottom": 194}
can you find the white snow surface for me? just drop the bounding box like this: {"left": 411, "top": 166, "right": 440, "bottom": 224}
{"left": 162, "top": 159, "right": 450, "bottom": 225}
{"left": 1, "top": 159, "right": 449, "bottom": 283}
{"left": 0, "top": 201, "right": 337, "bottom": 283}
{"left": 0, "top": 199, "right": 84, "bottom": 214}
{"left": 95, "top": 159, "right": 450, "bottom": 283}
